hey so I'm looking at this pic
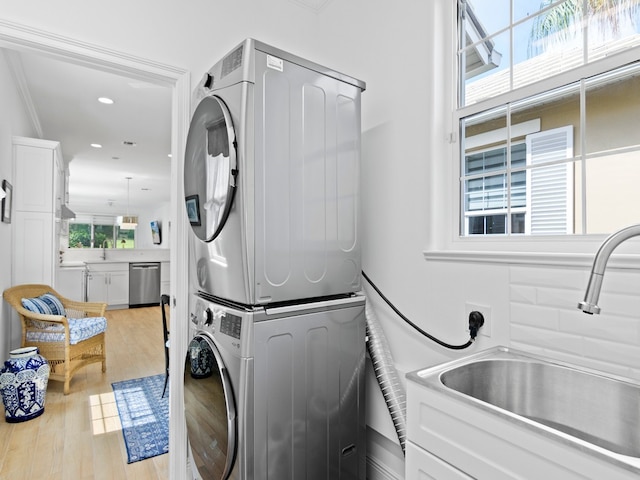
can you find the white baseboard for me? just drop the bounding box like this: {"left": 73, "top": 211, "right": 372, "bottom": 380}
{"left": 366, "top": 427, "right": 405, "bottom": 480}
{"left": 367, "top": 454, "right": 404, "bottom": 480}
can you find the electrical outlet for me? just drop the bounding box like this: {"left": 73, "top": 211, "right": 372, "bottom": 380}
{"left": 465, "top": 302, "right": 492, "bottom": 338}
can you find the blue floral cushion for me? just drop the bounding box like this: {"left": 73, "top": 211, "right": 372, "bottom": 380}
{"left": 26, "top": 317, "right": 107, "bottom": 345}
{"left": 22, "top": 293, "right": 66, "bottom": 316}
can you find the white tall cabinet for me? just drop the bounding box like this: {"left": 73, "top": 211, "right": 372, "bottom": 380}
{"left": 12, "top": 136, "right": 65, "bottom": 287}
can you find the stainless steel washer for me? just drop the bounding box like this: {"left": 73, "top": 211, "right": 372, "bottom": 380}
{"left": 184, "top": 293, "right": 367, "bottom": 480}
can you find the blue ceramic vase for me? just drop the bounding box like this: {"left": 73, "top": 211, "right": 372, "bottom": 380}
{"left": 188, "top": 337, "right": 214, "bottom": 378}
{"left": 0, "top": 347, "right": 50, "bottom": 423}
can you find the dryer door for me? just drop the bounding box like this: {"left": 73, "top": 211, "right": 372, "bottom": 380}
{"left": 184, "top": 333, "right": 237, "bottom": 480}
{"left": 184, "top": 95, "right": 238, "bottom": 242}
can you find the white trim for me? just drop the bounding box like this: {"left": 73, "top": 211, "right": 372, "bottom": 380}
{"left": 0, "top": 18, "right": 185, "bottom": 84}
{"left": 366, "top": 455, "right": 403, "bottom": 480}
{"left": 0, "top": 18, "right": 190, "bottom": 479}
{"left": 3, "top": 48, "right": 43, "bottom": 137}
{"left": 170, "top": 69, "right": 191, "bottom": 480}
{"left": 12, "top": 134, "right": 59, "bottom": 149}
{"left": 465, "top": 118, "right": 540, "bottom": 150}
{"left": 423, "top": 249, "right": 640, "bottom": 270}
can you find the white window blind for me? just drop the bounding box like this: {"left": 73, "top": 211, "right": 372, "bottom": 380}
{"left": 525, "top": 126, "right": 574, "bottom": 235}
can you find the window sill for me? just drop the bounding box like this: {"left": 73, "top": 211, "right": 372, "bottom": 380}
{"left": 423, "top": 248, "right": 640, "bottom": 270}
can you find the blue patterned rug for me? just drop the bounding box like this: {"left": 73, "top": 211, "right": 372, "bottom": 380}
{"left": 112, "top": 374, "right": 169, "bottom": 463}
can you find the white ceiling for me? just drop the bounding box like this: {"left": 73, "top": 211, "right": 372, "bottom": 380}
{"left": 9, "top": 49, "right": 173, "bottom": 216}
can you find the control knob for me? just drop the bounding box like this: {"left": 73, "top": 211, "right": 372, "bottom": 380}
{"left": 203, "top": 308, "right": 214, "bottom": 326}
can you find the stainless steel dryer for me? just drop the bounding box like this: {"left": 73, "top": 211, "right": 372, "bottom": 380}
{"left": 184, "top": 39, "right": 366, "bottom": 305}
{"left": 184, "top": 293, "right": 367, "bottom": 480}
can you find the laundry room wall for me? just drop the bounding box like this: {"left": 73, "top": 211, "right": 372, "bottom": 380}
{"left": 5, "top": 2, "right": 640, "bottom": 479}
{"left": 0, "top": 49, "right": 38, "bottom": 364}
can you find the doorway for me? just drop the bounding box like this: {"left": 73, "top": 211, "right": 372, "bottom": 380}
{"left": 0, "top": 19, "right": 190, "bottom": 478}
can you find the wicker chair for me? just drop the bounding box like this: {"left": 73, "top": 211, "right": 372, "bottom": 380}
{"left": 3, "top": 284, "right": 107, "bottom": 395}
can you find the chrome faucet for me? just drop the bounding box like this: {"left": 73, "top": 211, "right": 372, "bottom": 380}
{"left": 578, "top": 224, "right": 640, "bottom": 314}
{"left": 101, "top": 240, "right": 109, "bottom": 260}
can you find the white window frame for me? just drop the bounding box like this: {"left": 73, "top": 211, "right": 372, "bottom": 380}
{"left": 424, "top": 0, "right": 640, "bottom": 267}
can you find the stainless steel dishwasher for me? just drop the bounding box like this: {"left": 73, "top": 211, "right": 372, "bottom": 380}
{"left": 129, "top": 262, "right": 161, "bottom": 307}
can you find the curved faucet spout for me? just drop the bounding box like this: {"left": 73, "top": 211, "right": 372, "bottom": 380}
{"left": 578, "top": 224, "right": 640, "bottom": 314}
{"left": 101, "top": 239, "right": 109, "bottom": 261}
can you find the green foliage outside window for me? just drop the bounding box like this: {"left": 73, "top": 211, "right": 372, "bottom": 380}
{"left": 69, "top": 224, "right": 91, "bottom": 248}
{"left": 68, "top": 222, "right": 135, "bottom": 248}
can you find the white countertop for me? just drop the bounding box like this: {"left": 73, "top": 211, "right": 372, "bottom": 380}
{"left": 59, "top": 261, "right": 87, "bottom": 268}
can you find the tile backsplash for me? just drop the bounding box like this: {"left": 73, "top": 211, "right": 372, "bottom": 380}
{"left": 509, "top": 264, "right": 640, "bottom": 380}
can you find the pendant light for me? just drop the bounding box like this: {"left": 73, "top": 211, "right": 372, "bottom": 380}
{"left": 119, "top": 176, "right": 138, "bottom": 229}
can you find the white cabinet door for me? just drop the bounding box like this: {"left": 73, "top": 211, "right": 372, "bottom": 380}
{"left": 13, "top": 138, "right": 62, "bottom": 214}
{"left": 56, "top": 268, "right": 86, "bottom": 302}
{"left": 87, "top": 271, "right": 108, "bottom": 303}
{"left": 12, "top": 137, "right": 64, "bottom": 288}
{"left": 13, "top": 211, "right": 55, "bottom": 285}
{"left": 107, "top": 270, "right": 129, "bottom": 306}
{"left": 87, "top": 269, "right": 129, "bottom": 308}
{"left": 14, "top": 144, "right": 54, "bottom": 213}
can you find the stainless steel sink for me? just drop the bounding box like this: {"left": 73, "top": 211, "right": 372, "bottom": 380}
{"left": 409, "top": 346, "right": 640, "bottom": 472}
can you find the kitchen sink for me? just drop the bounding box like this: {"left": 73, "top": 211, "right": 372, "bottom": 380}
{"left": 407, "top": 346, "right": 640, "bottom": 477}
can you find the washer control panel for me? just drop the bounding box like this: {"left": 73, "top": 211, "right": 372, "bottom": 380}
{"left": 220, "top": 314, "right": 242, "bottom": 339}
{"left": 191, "top": 295, "right": 244, "bottom": 341}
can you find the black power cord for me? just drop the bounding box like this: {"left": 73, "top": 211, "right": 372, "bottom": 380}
{"left": 362, "top": 270, "right": 483, "bottom": 350}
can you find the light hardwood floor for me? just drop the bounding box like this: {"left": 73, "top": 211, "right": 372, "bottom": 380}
{"left": 0, "top": 306, "right": 169, "bottom": 479}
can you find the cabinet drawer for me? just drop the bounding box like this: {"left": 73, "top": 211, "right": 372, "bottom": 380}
{"left": 406, "top": 442, "right": 472, "bottom": 480}
{"left": 86, "top": 262, "right": 129, "bottom": 273}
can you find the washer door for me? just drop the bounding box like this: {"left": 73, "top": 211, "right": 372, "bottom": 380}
{"left": 184, "top": 95, "right": 238, "bottom": 242}
{"left": 184, "top": 334, "right": 237, "bottom": 480}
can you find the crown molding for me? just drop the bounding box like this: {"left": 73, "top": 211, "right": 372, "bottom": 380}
{"left": 0, "top": 18, "right": 187, "bottom": 84}
{"left": 3, "top": 48, "right": 42, "bottom": 138}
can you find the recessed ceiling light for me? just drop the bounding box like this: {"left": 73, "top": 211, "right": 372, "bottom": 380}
{"left": 91, "top": 143, "right": 102, "bottom": 148}
{"left": 98, "top": 97, "right": 114, "bottom": 104}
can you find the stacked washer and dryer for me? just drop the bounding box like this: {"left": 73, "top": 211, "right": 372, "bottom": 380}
{"left": 183, "top": 39, "right": 366, "bottom": 480}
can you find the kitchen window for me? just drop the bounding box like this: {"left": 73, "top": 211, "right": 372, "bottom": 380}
{"left": 458, "top": 0, "right": 640, "bottom": 237}
{"left": 69, "top": 215, "right": 135, "bottom": 249}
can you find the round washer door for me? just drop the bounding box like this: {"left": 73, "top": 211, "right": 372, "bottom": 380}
{"left": 184, "top": 334, "right": 237, "bottom": 480}
{"left": 184, "top": 95, "right": 238, "bottom": 242}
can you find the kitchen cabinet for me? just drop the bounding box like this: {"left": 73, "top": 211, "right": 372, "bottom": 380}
{"left": 86, "top": 263, "right": 129, "bottom": 309}
{"left": 12, "top": 137, "right": 64, "bottom": 286}
{"left": 56, "top": 265, "right": 87, "bottom": 302}
{"left": 13, "top": 136, "right": 64, "bottom": 215}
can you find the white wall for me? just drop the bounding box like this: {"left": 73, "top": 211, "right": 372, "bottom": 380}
{"left": 0, "top": 49, "right": 37, "bottom": 363}
{"left": 4, "top": 2, "right": 640, "bottom": 479}
{"left": 132, "top": 202, "right": 170, "bottom": 250}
